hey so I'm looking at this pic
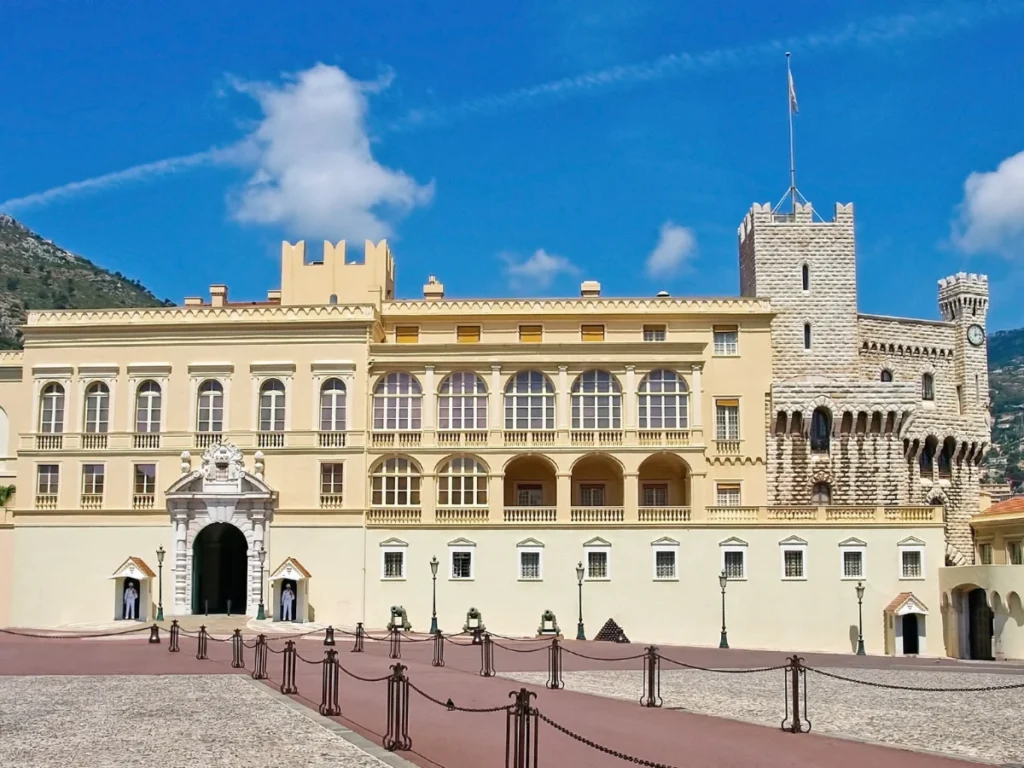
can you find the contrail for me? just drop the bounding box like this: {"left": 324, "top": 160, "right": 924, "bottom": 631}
{"left": 2, "top": 0, "right": 1020, "bottom": 213}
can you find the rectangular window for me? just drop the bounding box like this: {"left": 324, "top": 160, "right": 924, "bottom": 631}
{"left": 37, "top": 464, "right": 59, "bottom": 495}
{"left": 1009, "top": 541, "right": 1023, "bottom": 565}
{"left": 980, "top": 543, "right": 993, "bottom": 565}
{"left": 321, "top": 463, "right": 344, "bottom": 495}
{"left": 579, "top": 484, "right": 605, "bottom": 506}
{"left": 713, "top": 326, "right": 739, "bottom": 355}
{"left": 517, "top": 484, "right": 543, "bottom": 506}
{"left": 843, "top": 551, "right": 864, "bottom": 579}
{"left": 654, "top": 550, "right": 676, "bottom": 579}
{"left": 901, "top": 550, "right": 923, "bottom": 579}
{"left": 956, "top": 385, "right": 964, "bottom": 415}
{"left": 451, "top": 550, "right": 473, "bottom": 579}
{"left": 133, "top": 464, "right": 156, "bottom": 495}
{"left": 82, "top": 464, "right": 105, "bottom": 495}
{"left": 586, "top": 550, "right": 609, "bottom": 579}
{"left": 519, "top": 551, "right": 541, "bottom": 580}
{"left": 715, "top": 400, "right": 740, "bottom": 440}
{"left": 518, "top": 325, "right": 543, "bottom": 343}
{"left": 456, "top": 325, "right": 481, "bottom": 344}
{"left": 716, "top": 483, "right": 741, "bottom": 507}
{"left": 783, "top": 549, "right": 805, "bottom": 579}
{"left": 642, "top": 324, "right": 666, "bottom": 342}
{"left": 395, "top": 325, "right": 419, "bottom": 344}
{"left": 581, "top": 324, "right": 605, "bottom": 342}
{"left": 723, "top": 550, "right": 745, "bottom": 579}
{"left": 642, "top": 484, "right": 668, "bottom": 507}
{"left": 382, "top": 550, "right": 405, "bottom": 579}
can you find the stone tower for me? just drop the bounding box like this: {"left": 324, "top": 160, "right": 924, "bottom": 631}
{"left": 938, "top": 273, "right": 990, "bottom": 415}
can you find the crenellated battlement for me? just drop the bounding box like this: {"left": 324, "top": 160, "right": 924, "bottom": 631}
{"left": 938, "top": 272, "right": 989, "bottom": 322}
{"left": 280, "top": 239, "right": 394, "bottom": 306}
{"left": 737, "top": 201, "right": 854, "bottom": 246}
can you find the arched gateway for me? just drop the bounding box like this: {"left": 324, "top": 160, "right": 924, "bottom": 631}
{"left": 165, "top": 442, "right": 275, "bottom": 616}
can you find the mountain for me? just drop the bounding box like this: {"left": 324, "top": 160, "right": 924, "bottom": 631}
{"left": 0, "top": 214, "right": 172, "bottom": 348}
{"left": 986, "top": 328, "right": 1024, "bottom": 486}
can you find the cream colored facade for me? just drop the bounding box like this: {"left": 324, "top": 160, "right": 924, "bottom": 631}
{"left": 0, "top": 202, "right": 982, "bottom": 656}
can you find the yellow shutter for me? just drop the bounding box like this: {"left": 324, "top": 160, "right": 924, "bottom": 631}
{"left": 581, "top": 324, "right": 605, "bottom": 342}
{"left": 716, "top": 483, "right": 741, "bottom": 491}
{"left": 519, "top": 325, "right": 543, "bottom": 343}
{"left": 716, "top": 398, "right": 740, "bottom": 408}
{"left": 457, "top": 325, "right": 481, "bottom": 343}
{"left": 395, "top": 326, "right": 419, "bottom": 344}
{"left": 713, "top": 324, "right": 739, "bottom": 333}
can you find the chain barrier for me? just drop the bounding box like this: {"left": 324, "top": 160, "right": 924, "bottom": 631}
{"left": 206, "top": 632, "right": 233, "bottom": 643}
{"left": 195, "top": 626, "right": 208, "bottom": 660}
{"left": 493, "top": 640, "right": 548, "bottom": 654}
{"left": 147, "top": 624, "right": 161, "bottom": 644}
{"left": 337, "top": 664, "right": 392, "bottom": 683}
{"left": 280, "top": 640, "right": 298, "bottom": 695}
{"left": 804, "top": 665, "right": 1024, "bottom": 692}
{"left": 231, "top": 629, "right": 245, "bottom": 669}
{"left": 444, "top": 636, "right": 476, "bottom": 647}
{"left": 252, "top": 634, "right": 269, "bottom": 680}
{"left": 168, "top": 620, "right": 180, "bottom": 653}
{"left": 546, "top": 637, "right": 564, "bottom": 690}
{"left": 0, "top": 625, "right": 152, "bottom": 639}
{"left": 640, "top": 646, "right": 662, "bottom": 708}
{"left": 407, "top": 680, "right": 511, "bottom": 713}
{"left": 384, "top": 663, "right": 412, "bottom": 752}
{"left": 399, "top": 632, "right": 435, "bottom": 643}
{"left": 389, "top": 627, "right": 402, "bottom": 659}
{"left": 432, "top": 630, "right": 445, "bottom": 667}
{"left": 505, "top": 688, "right": 538, "bottom": 768}
{"left": 295, "top": 650, "right": 325, "bottom": 665}
{"left": 659, "top": 655, "right": 788, "bottom": 674}
{"left": 351, "top": 623, "right": 364, "bottom": 653}
{"left": 320, "top": 648, "right": 341, "bottom": 716}
{"left": 480, "top": 632, "right": 496, "bottom": 677}
{"left": 562, "top": 646, "right": 647, "bottom": 662}
{"left": 536, "top": 709, "right": 678, "bottom": 768}
{"left": 782, "top": 656, "right": 811, "bottom": 733}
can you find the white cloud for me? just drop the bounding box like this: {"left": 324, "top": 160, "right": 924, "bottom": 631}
{"left": 645, "top": 221, "right": 697, "bottom": 278}
{"left": 501, "top": 248, "right": 580, "bottom": 290}
{"left": 951, "top": 149, "right": 1024, "bottom": 257}
{"left": 228, "top": 64, "right": 434, "bottom": 240}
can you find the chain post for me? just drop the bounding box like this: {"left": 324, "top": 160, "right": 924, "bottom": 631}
{"left": 640, "top": 645, "right": 662, "bottom": 708}
{"left": 280, "top": 639, "right": 298, "bottom": 695}
{"left": 252, "top": 634, "right": 268, "bottom": 680}
{"left": 148, "top": 623, "right": 161, "bottom": 644}
{"left": 389, "top": 627, "right": 402, "bottom": 659}
{"left": 383, "top": 663, "right": 412, "bottom": 752}
{"left": 432, "top": 629, "right": 445, "bottom": 667}
{"left": 351, "top": 622, "right": 364, "bottom": 653}
{"left": 505, "top": 688, "right": 538, "bottom": 768}
{"left": 324, "top": 625, "right": 335, "bottom": 646}
{"left": 546, "top": 636, "right": 564, "bottom": 690}
{"left": 231, "top": 629, "right": 244, "bottom": 668}
{"left": 480, "top": 632, "right": 496, "bottom": 677}
{"left": 781, "top": 655, "right": 811, "bottom": 733}
{"left": 196, "top": 625, "right": 208, "bottom": 660}
{"left": 320, "top": 648, "right": 341, "bottom": 716}
{"left": 472, "top": 626, "right": 483, "bottom": 646}
{"left": 169, "top": 620, "right": 180, "bottom": 653}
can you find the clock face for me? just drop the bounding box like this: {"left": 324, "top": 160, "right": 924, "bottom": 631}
{"left": 967, "top": 324, "right": 985, "bottom": 347}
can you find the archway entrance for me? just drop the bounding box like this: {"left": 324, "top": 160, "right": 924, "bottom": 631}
{"left": 192, "top": 523, "right": 248, "bottom": 615}
{"left": 901, "top": 614, "right": 920, "bottom": 655}
{"left": 967, "top": 588, "right": 994, "bottom": 660}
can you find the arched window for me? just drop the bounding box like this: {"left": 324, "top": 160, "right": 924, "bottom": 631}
{"left": 319, "top": 378, "right": 346, "bottom": 432}
{"left": 801, "top": 264, "right": 809, "bottom": 291}
{"left": 437, "top": 457, "right": 488, "bottom": 506}
{"left": 922, "top": 373, "right": 935, "bottom": 401}
{"left": 880, "top": 369, "right": 893, "bottom": 382}
{"left": 371, "top": 457, "right": 420, "bottom": 506}
{"left": 84, "top": 382, "right": 110, "bottom": 433}
{"left": 439, "top": 372, "right": 488, "bottom": 430}
{"left": 504, "top": 371, "right": 555, "bottom": 430}
{"left": 803, "top": 323, "right": 812, "bottom": 350}
{"left": 39, "top": 382, "right": 66, "bottom": 434}
{"left": 810, "top": 407, "right": 831, "bottom": 453}
{"left": 571, "top": 370, "right": 622, "bottom": 430}
{"left": 919, "top": 436, "right": 937, "bottom": 475}
{"left": 638, "top": 370, "right": 689, "bottom": 430}
{"left": 135, "top": 381, "right": 162, "bottom": 433}
{"left": 259, "top": 379, "right": 286, "bottom": 431}
{"left": 811, "top": 482, "right": 831, "bottom": 504}
{"left": 196, "top": 380, "right": 224, "bottom": 433}
{"left": 373, "top": 373, "right": 422, "bottom": 431}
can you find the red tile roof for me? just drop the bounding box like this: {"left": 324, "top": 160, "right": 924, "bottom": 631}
{"left": 980, "top": 496, "right": 1024, "bottom": 516}
{"left": 884, "top": 592, "right": 928, "bottom": 614}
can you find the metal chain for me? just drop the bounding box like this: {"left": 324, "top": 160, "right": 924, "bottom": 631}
{"left": 336, "top": 664, "right": 392, "bottom": 683}
{"left": 207, "top": 634, "right": 233, "bottom": 642}
{"left": 805, "top": 666, "right": 1024, "bottom": 692}
{"left": 407, "top": 681, "right": 511, "bottom": 713}
{"left": 492, "top": 640, "right": 547, "bottom": 654}
{"left": 562, "top": 647, "right": 647, "bottom": 661}
{"left": 443, "top": 636, "right": 476, "bottom": 647}
{"left": 659, "top": 655, "right": 788, "bottom": 674}
{"left": 536, "top": 710, "right": 679, "bottom": 768}
{"left": 295, "top": 652, "right": 326, "bottom": 665}
{"left": 0, "top": 625, "right": 151, "bottom": 640}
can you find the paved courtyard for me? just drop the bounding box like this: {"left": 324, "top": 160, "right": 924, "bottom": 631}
{"left": 0, "top": 675, "right": 410, "bottom": 768}
{"left": 503, "top": 666, "right": 1024, "bottom": 765}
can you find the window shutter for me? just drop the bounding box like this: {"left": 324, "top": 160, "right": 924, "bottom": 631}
{"left": 395, "top": 326, "right": 419, "bottom": 344}
{"left": 716, "top": 398, "right": 740, "bottom": 408}
{"left": 581, "top": 324, "right": 605, "bottom": 342}
{"left": 456, "top": 325, "right": 481, "bottom": 343}
{"left": 518, "top": 325, "right": 543, "bottom": 343}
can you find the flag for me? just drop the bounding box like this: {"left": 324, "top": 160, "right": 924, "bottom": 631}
{"left": 788, "top": 68, "right": 799, "bottom": 115}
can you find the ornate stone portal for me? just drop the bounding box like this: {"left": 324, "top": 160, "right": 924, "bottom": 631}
{"left": 165, "top": 442, "right": 275, "bottom": 615}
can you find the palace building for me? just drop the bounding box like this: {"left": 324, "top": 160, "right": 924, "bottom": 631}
{"left": 0, "top": 199, "right": 1012, "bottom": 658}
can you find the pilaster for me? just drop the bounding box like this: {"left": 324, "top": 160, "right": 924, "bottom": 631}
{"left": 624, "top": 472, "right": 639, "bottom": 521}
{"left": 691, "top": 363, "right": 703, "bottom": 436}
{"left": 624, "top": 366, "right": 636, "bottom": 429}
{"left": 558, "top": 366, "right": 569, "bottom": 429}
{"left": 423, "top": 366, "right": 436, "bottom": 431}
{"left": 556, "top": 473, "right": 571, "bottom": 520}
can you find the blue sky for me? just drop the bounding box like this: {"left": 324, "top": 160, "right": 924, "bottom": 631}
{"left": 2, "top": 0, "right": 1023, "bottom": 328}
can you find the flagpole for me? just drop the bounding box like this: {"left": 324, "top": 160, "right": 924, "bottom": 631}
{"left": 786, "top": 51, "right": 796, "bottom": 213}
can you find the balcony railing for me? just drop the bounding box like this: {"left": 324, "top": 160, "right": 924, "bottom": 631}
{"left": 503, "top": 506, "right": 557, "bottom": 523}
{"left": 435, "top": 506, "right": 490, "bottom": 524}
{"left": 320, "top": 494, "right": 345, "bottom": 509}
{"left": 371, "top": 432, "right": 422, "bottom": 449}
{"left": 570, "top": 506, "right": 624, "bottom": 523}
{"left": 257, "top": 431, "right": 285, "bottom": 449}
{"left": 503, "top": 430, "right": 556, "bottom": 448}
{"left": 638, "top": 430, "right": 690, "bottom": 447}
{"left": 638, "top": 506, "right": 691, "bottom": 523}
{"left": 715, "top": 439, "right": 742, "bottom": 454}
{"left": 707, "top": 505, "right": 760, "bottom": 522}
{"left": 36, "top": 434, "right": 63, "bottom": 450}
{"left": 81, "top": 433, "right": 108, "bottom": 450}
{"left": 133, "top": 494, "right": 155, "bottom": 510}
{"left": 133, "top": 433, "right": 161, "bottom": 449}
{"left": 367, "top": 507, "right": 422, "bottom": 525}
{"left": 570, "top": 430, "right": 624, "bottom": 447}
{"left": 195, "top": 432, "right": 222, "bottom": 449}
{"left": 80, "top": 493, "right": 104, "bottom": 510}
{"left": 35, "top": 494, "right": 58, "bottom": 510}
{"left": 437, "top": 430, "right": 488, "bottom": 447}
{"left": 318, "top": 431, "right": 347, "bottom": 448}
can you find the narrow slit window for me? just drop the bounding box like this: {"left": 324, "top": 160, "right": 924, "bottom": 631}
{"left": 803, "top": 323, "right": 812, "bottom": 350}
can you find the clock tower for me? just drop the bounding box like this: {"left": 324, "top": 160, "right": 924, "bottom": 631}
{"left": 938, "top": 272, "right": 989, "bottom": 414}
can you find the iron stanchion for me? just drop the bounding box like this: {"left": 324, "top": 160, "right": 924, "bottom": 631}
{"left": 505, "top": 688, "right": 538, "bottom": 768}
{"left": 169, "top": 619, "right": 180, "bottom": 653}
{"left": 480, "top": 632, "right": 495, "bottom": 677}
{"left": 781, "top": 655, "right": 811, "bottom": 733}
{"left": 196, "top": 625, "right": 209, "bottom": 660}
{"left": 231, "top": 629, "right": 244, "bottom": 668}
{"left": 148, "top": 624, "right": 161, "bottom": 644}
{"left": 280, "top": 639, "right": 298, "bottom": 695}
{"left": 351, "top": 622, "right": 364, "bottom": 653}
{"left": 432, "top": 629, "right": 445, "bottom": 667}
{"left": 389, "top": 627, "right": 402, "bottom": 659}
{"left": 640, "top": 645, "right": 661, "bottom": 708}
{"left": 324, "top": 625, "right": 336, "bottom": 647}
{"left": 545, "top": 637, "right": 563, "bottom": 690}
{"left": 383, "top": 663, "right": 412, "bottom": 752}
{"left": 472, "top": 626, "right": 484, "bottom": 646}
{"left": 320, "top": 648, "right": 341, "bottom": 716}
{"left": 252, "top": 634, "right": 268, "bottom": 680}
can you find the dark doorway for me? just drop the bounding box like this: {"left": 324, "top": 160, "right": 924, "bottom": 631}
{"left": 967, "top": 588, "right": 994, "bottom": 660}
{"left": 192, "top": 523, "right": 248, "bottom": 614}
{"left": 122, "top": 577, "right": 141, "bottom": 621}
{"left": 901, "top": 614, "right": 919, "bottom": 655}
{"left": 279, "top": 578, "right": 297, "bottom": 622}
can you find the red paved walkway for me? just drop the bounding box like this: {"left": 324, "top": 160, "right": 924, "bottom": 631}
{"left": 0, "top": 630, "right": 985, "bottom": 767}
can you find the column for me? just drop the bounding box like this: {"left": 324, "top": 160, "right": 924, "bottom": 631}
{"left": 556, "top": 473, "right": 572, "bottom": 520}
{"left": 624, "top": 366, "right": 636, "bottom": 430}
{"left": 558, "top": 367, "right": 569, "bottom": 430}
{"left": 488, "top": 473, "right": 504, "bottom": 521}
{"left": 172, "top": 515, "right": 188, "bottom": 614}
{"left": 490, "top": 365, "right": 502, "bottom": 434}
{"left": 690, "top": 363, "right": 704, "bottom": 437}
{"left": 250, "top": 515, "right": 266, "bottom": 615}
{"left": 624, "top": 472, "right": 639, "bottom": 521}
{"left": 421, "top": 474, "right": 436, "bottom": 522}
{"left": 423, "top": 366, "right": 436, "bottom": 431}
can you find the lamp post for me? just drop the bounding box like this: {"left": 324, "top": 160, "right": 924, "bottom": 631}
{"left": 855, "top": 581, "right": 866, "bottom": 656}
{"left": 257, "top": 546, "right": 267, "bottom": 621}
{"left": 575, "top": 561, "right": 586, "bottom": 641}
{"left": 429, "top": 555, "right": 439, "bottom": 634}
{"left": 718, "top": 570, "right": 729, "bottom": 649}
{"left": 155, "top": 545, "right": 165, "bottom": 622}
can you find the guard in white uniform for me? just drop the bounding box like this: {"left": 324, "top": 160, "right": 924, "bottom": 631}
{"left": 281, "top": 584, "right": 295, "bottom": 622}
{"left": 124, "top": 584, "right": 139, "bottom": 620}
